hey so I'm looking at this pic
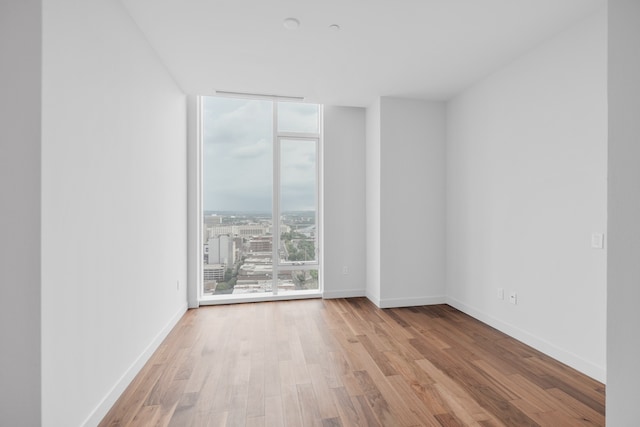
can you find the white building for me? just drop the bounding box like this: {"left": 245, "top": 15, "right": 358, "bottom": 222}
{"left": 207, "top": 235, "right": 235, "bottom": 265}
{"left": 203, "top": 264, "right": 225, "bottom": 281}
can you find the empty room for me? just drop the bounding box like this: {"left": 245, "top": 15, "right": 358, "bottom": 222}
{"left": 2, "top": 0, "right": 640, "bottom": 426}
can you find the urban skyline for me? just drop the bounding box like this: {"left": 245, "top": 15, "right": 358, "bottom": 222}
{"left": 202, "top": 211, "right": 318, "bottom": 296}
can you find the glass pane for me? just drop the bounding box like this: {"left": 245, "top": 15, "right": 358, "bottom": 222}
{"left": 277, "top": 269, "right": 319, "bottom": 294}
{"left": 277, "top": 102, "right": 319, "bottom": 134}
{"left": 280, "top": 139, "right": 317, "bottom": 264}
{"left": 234, "top": 237, "right": 273, "bottom": 294}
{"left": 202, "top": 96, "right": 273, "bottom": 296}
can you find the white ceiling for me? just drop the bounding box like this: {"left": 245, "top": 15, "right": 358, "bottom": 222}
{"left": 120, "top": 0, "right": 605, "bottom": 107}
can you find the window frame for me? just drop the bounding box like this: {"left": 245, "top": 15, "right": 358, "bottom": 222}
{"left": 196, "top": 96, "right": 323, "bottom": 303}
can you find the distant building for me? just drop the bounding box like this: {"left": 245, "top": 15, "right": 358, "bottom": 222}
{"left": 232, "top": 279, "right": 295, "bottom": 294}
{"left": 203, "top": 264, "right": 225, "bottom": 281}
{"left": 204, "top": 215, "right": 223, "bottom": 227}
{"left": 249, "top": 236, "right": 272, "bottom": 252}
{"left": 297, "top": 225, "right": 316, "bottom": 238}
{"left": 207, "top": 235, "right": 236, "bottom": 265}
{"left": 237, "top": 225, "right": 267, "bottom": 236}
{"left": 208, "top": 225, "right": 234, "bottom": 238}
{"left": 207, "top": 224, "right": 266, "bottom": 239}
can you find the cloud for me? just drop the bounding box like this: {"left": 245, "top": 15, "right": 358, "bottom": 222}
{"left": 230, "top": 138, "right": 270, "bottom": 159}
{"left": 202, "top": 97, "right": 318, "bottom": 212}
{"left": 278, "top": 103, "right": 319, "bottom": 133}
{"left": 203, "top": 97, "right": 272, "bottom": 146}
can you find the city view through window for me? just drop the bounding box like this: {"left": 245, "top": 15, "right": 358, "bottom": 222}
{"left": 201, "top": 96, "right": 320, "bottom": 297}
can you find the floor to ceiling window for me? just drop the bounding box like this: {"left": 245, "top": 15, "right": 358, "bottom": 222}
{"left": 199, "top": 96, "right": 322, "bottom": 302}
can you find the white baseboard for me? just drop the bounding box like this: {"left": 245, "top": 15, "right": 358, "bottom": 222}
{"left": 446, "top": 296, "right": 606, "bottom": 383}
{"left": 323, "top": 289, "right": 367, "bottom": 299}
{"left": 365, "top": 294, "right": 446, "bottom": 308}
{"left": 81, "top": 302, "right": 188, "bottom": 427}
{"left": 379, "top": 295, "right": 446, "bottom": 308}
{"left": 365, "top": 292, "right": 381, "bottom": 307}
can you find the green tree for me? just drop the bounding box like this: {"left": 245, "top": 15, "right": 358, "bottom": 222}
{"left": 295, "top": 272, "right": 308, "bottom": 289}
{"left": 216, "top": 282, "right": 231, "bottom": 291}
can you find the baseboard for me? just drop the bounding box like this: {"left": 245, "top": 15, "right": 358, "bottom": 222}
{"left": 379, "top": 295, "right": 446, "bottom": 308}
{"left": 446, "top": 296, "right": 606, "bottom": 383}
{"left": 81, "top": 302, "right": 188, "bottom": 427}
{"left": 323, "top": 289, "right": 367, "bottom": 299}
{"left": 365, "top": 292, "right": 381, "bottom": 307}
{"left": 365, "top": 295, "right": 446, "bottom": 308}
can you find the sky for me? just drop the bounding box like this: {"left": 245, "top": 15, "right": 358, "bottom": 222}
{"left": 203, "top": 97, "right": 318, "bottom": 213}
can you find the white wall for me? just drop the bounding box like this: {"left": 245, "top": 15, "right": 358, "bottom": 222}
{"left": 366, "top": 99, "right": 382, "bottom": 303}
{"left": 446, "top": 10, "right": 607, "bottom": 381}
{"left": 41, "top": 0, "right": 187, "bottom": 425}
{"left": 0, "top": 1, "right": 42, "bottom": 425}
{"left": 379, "top": 98, "right": 446, "bottom": 307}
{"left": 607, "top": 0, "right": 640, "bottom": 423}
{"left": 323, "top": 106, "right": 367, "bottom": 298}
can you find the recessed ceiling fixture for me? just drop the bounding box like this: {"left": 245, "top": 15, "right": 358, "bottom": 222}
{"left": 283, "top": 17, "right": 300, "bottom": 30}
{"left": 328, "top": 24, "right": 341, "bottom": 31}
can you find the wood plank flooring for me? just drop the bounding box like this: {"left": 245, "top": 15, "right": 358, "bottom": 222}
{"left": 99, "top": 298, "right": 605, "bottom": 426}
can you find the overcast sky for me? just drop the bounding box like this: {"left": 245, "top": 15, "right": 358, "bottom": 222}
{"left": 203, "top": 97, "right": 318, "bottom": 213}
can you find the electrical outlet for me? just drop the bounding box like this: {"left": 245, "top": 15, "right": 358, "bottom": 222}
{"left": 591, "top": 233, "right": 604, "bottom": 249}
{"left": 177, "top": 280, "right": 180, "bottom": 291}
{"left": 509, "top": 292, "right": 517, "bottom": 305}
{"left": 497, "top": 288, "right": 504, "bottom": 300}
{"left": 342, "top": 266, "right": 349, "bottom": 275}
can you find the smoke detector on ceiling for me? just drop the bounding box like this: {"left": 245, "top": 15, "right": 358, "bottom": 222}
{"left": 283, "top": 18, "right": 300, "bottom": 30}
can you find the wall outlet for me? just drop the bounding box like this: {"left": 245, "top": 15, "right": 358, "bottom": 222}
{"left": 497, "top": 288, "right": 504, "bottom": 300}
{"left": 342, "top": 266, "right": 349, "bottom": 275}
{"left": 591, "top": 233, "right": 605, "bottom": 249}
{"left": 509, "top": 292, "right": 517, "bottom": 305}
{"left": 177, "top": 280, "right": 180, "bottom": 291}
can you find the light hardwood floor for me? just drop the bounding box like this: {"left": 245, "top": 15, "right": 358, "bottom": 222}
{"left": 99, "top": 298, "right": 605, "bottom": 426}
